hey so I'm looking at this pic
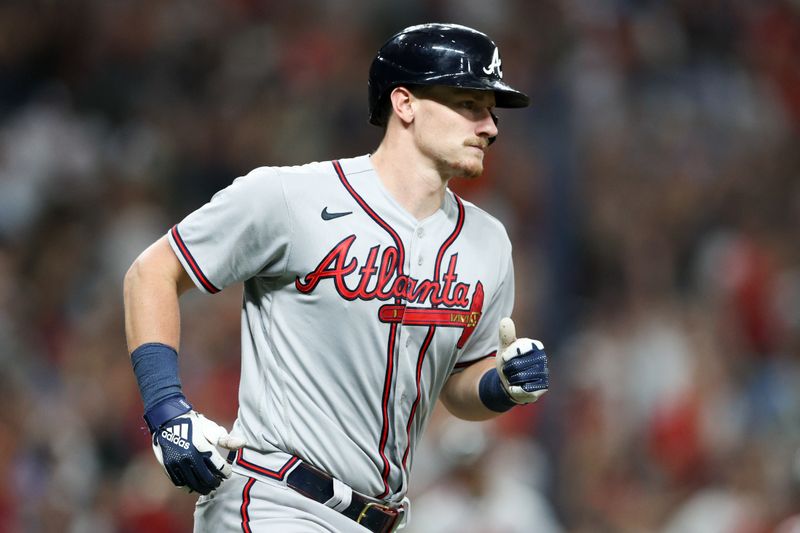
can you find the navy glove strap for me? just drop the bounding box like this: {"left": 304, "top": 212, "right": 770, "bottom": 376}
{"left": 479, "top": 369, "right": 516, "bottom": 412}
{"left": 144, "top": 395, "right": 193, "bottom": 433}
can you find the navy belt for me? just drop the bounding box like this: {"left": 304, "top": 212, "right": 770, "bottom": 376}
{"left": 286, "top": 460, "right": 404, "bottom": 533}
{"left": 229, "top": 451, "right": 403, "bottom": 533}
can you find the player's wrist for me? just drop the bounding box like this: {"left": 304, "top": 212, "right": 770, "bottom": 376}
{"left": 479, "top": 368, "right": 516, "bottom": 412}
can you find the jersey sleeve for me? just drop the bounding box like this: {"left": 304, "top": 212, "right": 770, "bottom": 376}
{"left": 167, "top": 167, "right": 292, "bottom": 293}
{"left": 451, "top": 246, "right": 515, "bottom": 373}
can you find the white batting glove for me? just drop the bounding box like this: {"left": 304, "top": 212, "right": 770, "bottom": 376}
{"left": 495, "top": 317, "right": 549, "bottom": 404}
{"left": 150, "top": 403, "right": 246, "bottom": 494}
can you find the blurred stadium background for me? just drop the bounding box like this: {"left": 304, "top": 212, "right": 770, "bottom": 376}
{"left": 0, "top": 1, "right": 799, "bottom": 531}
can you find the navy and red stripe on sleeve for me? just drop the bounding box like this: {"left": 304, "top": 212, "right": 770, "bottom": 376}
{"left": 169, "top": 225, "right": 221, "bottom": 294}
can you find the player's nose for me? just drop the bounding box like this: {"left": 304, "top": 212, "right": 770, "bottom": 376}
{"left": 475, "top": 108, "right": 498, "bottom": 139}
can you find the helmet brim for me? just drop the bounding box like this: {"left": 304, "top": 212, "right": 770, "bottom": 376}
{"left": 368, "top": 79, "right": 530, "bottom": 125}
{"left": 402, "top": 73, "right": 530, "bottom": 108}
{"left": 468, "top": 79, "right": 530, "bottom": 108}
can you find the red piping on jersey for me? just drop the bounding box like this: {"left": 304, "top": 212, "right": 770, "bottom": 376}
{"left": 401, "top": 194, "right": 466, "bottom": 472}
{"left": 377, "top": 321, "right": 398, "bottom": 497}
{"left": 170, "top": 225, "right": 220, "bottom": 294}
{"left": 331, "top": 160, "right": 405, "bottom": 269}
{"left": 435, "top": 195, "right": 466, "bottom": 276}
{"left": 240, "top": 477, "right": 256, "bottom": 533}
{"left": 402, "top": 326, "right": 436, "bottom": 468}
{"left": 234, "top": 449, "right": 299, "bottom": 480}
{"left": 332, "top": 160, "right": 405, "bottom": 499}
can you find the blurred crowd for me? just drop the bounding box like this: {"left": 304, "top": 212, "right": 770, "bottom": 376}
{"left": 0, "top": 0, "right": 798, "bottom": 531}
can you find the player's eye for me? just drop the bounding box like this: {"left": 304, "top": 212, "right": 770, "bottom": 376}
{"left": 459, "top": 100, "right": 476, "bottom": 110}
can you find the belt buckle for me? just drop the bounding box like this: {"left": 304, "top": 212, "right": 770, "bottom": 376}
{"left": 357, "top": 502, "right": 403, "bottom": 532}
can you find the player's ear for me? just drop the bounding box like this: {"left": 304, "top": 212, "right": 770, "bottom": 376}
{"left": 389, "top": 86, "right": 416, "bottom": 125}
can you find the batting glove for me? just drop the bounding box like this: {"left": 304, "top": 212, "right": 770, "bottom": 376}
{"left": 480, "top": 318, "right": 549, "bottom": 412}
{"left": 496, "top": 317, "right": 549, "bottom": 402}
{"left": 145, "top": 396, "right": 246, "bottom": 495}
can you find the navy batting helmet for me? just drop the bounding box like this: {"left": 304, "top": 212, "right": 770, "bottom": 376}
{"left": 368, "top": 23, "right": 530, "bottom": 126}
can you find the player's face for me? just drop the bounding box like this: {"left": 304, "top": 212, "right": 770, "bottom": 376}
{"left": 412, "top": 86, "right": 498, "bottom": 179}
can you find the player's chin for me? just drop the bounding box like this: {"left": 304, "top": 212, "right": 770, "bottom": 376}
{"left": 452, "top": 157, "right": 484, "bottom": 179}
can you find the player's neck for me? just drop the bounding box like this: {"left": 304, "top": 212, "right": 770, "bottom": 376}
{"left": 370, "top": 142, "right": 448, "bottom": 221}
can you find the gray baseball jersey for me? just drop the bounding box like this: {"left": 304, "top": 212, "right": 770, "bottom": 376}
{"left": 168, "top": 155, "right": 514, "bottom": 504}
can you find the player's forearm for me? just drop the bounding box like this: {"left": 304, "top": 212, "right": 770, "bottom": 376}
{"left": 124, "top": 236, "right": 191, "bottom": 352}
{"left": 439, "top": 358, "right": 502, "bottom": 421}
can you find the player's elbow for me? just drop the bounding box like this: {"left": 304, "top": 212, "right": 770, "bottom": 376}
{"left": 124, "top": 236, "right": 193, "bottom": 300}
{"left": 123, "top": 241, "right": 165, "bottom": 302}
{"left": 123, "top": 254, "right": 148, "bottom": 308}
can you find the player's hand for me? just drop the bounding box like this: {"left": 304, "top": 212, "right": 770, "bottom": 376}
{"left": 495, "top": 317, "right": 549, "bottom": 404}
{"left": 146, "top": 397, "right": 246, "bottom": 495}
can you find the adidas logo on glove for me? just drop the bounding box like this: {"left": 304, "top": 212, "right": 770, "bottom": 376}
{"left": 145, "top": 397, "right": 246, "bottom": 495}
{"left": 161, "top": 423, "right": 191, "bottom": 450}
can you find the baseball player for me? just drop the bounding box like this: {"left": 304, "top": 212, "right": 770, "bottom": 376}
{"left": 124, "top": 23, "right": 549, "bottom": 532}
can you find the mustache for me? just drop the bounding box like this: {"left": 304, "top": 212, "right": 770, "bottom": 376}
{"left": 464, "top": 138, "right": 489, "bottom": 150}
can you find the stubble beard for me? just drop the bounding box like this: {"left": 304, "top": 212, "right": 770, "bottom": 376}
{"left": 446, "top": 158, "right": 483, "bottom": 179}
{"left": 435, "top": 146, "right": 485, "bottom": 180}
{"left": 418, "top": 130, "right": 486, "bottom": 180}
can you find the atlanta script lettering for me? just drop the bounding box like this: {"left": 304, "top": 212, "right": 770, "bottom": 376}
{"left": 295, "top": 235, "right": 471, "bottom": 307}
